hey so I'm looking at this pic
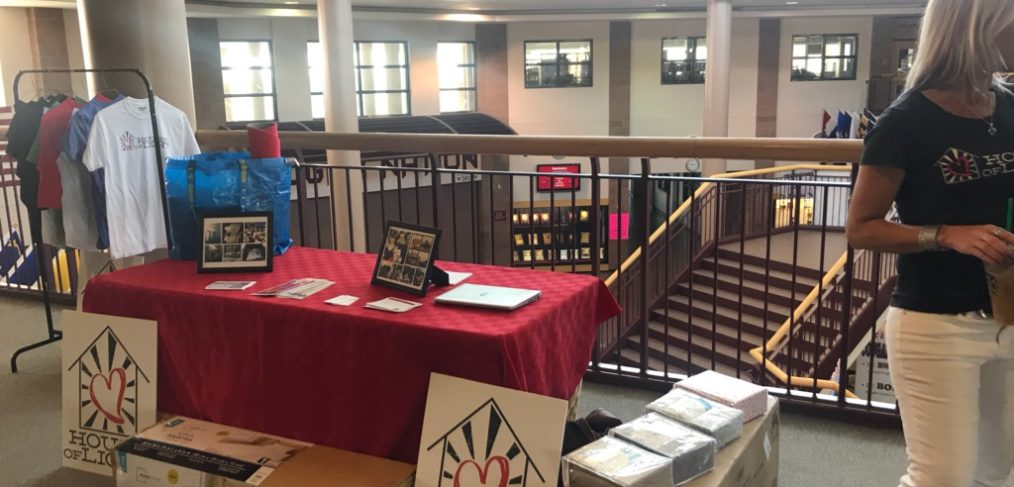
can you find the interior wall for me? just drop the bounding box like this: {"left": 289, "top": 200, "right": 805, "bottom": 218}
{"left": 216, "top": 18, "right": 474, "bottom": 122}
{"left": 630, "top": 17, "right": 759, "bottom": 173}
{"left": 0, "top": 7, "right": 36, "bottom": 106}
{"left": 776, "top": 16, "right": 874, "bottom": 140}
{"left": 506, "top": 21, "right": 611, "bottom": 201}
{"left": 62, "top": 9, "right": 87, "bottom": 96}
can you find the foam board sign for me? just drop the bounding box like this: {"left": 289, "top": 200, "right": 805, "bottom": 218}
{"left": 61, "top": 311, "right": 158, "bottom": 475}
{"left": 416, "top": 373, "right": 568, "bottom": 487}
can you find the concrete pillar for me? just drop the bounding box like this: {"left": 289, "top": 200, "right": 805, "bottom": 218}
{"left": 476, "top": 23, "right": 509, "bottom": 125}
{"left": 702, "top": 0, "right": 732, "bottom": 176}
{"left": 76, "top": 0, "right": 197, "bottom": 126}
{"left": 755, "top": 18, "right": 781, "bottom": 169}
{"left": 318, "top": 0, "right": 366, "bottom": 252}
{"left": 187, "top": 18, "right": 227, "bottom": 130}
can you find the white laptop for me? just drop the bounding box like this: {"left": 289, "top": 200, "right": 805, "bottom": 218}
{"left": 435, "top": 284, "right": 542, "bottom": 310}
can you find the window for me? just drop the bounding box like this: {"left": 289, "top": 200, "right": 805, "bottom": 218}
{"left": 220, "top": 41, "right": 276, "bottom": 122}
{"left": 355, "top": 41, "right": 410, "bottom": 117}
{"left": 662, "top": 37, "right": 706, "bottom": 84}
{"left": 308, "top": 41, "right": 325, "bottom": 119}
{"left": 524, "top": 40, "right": 592, "bottom": 88}
{"left": 791, "top": 34, "right": 858, "bottom": 81}
{"left": 438, "top": 42, "right": 476, "bottom": 113}
{"left": 898, "top": 48, "right": 915, "bottom": 74}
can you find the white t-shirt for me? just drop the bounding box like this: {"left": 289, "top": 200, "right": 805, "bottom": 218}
{"left": 83, "top": 97, "right": 199, "bottom": 259}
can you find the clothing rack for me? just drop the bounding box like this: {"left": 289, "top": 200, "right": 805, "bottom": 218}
{"left": 10, "top": 68, "right": 171, "bottom": 373}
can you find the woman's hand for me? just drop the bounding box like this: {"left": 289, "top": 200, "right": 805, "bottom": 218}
{"left": 937, "top": 225, "right": 1014, "bottom": 265}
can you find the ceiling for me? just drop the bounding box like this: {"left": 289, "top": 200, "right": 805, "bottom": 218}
{"left": 192, "top": 0, "right": 927, "bottom": 14}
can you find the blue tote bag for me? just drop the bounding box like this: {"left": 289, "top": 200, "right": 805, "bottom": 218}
{"left": 166, "top": 152, "right": 292, "bottom": 260}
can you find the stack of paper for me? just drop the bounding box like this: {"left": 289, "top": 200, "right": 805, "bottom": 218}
{"left": 647, "top": 389, "right": 744, "bottom": 448}
{"left": 205, "top": 281, "right": 256, "bottom": 291}
{"left": 252, "top": 278, "right": 334, "bottom": 299}
{"left": 609, "top": 413, "right": 716, "bottom": 485}
{"left": 365, "top": 297, "right": 422, "bottom": 313}
{"left": 675, "top": 370, "right": 770, "bottom": 422}
{"left": 563, "top": 436, "right": 672, "bottom": 487}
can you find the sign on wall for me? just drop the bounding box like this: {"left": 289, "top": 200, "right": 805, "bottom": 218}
{"left": 416, "top": 373, "right": 568, "bottom": 487}
{"left": 365, "top": 154, "right": 481, "bottom": 193}
{"left": 61, "top": 311, "right": 158, "bottom": 475}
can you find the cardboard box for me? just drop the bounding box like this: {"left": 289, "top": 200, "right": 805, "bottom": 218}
{"left": 683, "top": 396, "right": 780, "bottom": 487}
{"left": 114, "top": 417, "right": 414, "bottom": 487}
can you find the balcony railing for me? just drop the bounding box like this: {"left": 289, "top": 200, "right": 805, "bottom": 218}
{"left": 1, "top": 125, "right": 899, "bottom": 417}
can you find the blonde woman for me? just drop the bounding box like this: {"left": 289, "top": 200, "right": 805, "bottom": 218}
{"left": 847, "top": 1, "right": 1014, "bottom": 485}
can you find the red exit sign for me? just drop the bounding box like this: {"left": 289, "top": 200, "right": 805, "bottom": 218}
{"left": 536, "top": 164, "right": 581, "bottom": 192}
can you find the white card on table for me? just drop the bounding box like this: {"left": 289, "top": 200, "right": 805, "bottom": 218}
{"left": 205, "top": 281, "right": 256, "bottom": 291}
{"left": 325, "top": 295, "right": 360, "bottom": 307}
{"left": 365, "top": 297, "right": 422, "bottom": 313}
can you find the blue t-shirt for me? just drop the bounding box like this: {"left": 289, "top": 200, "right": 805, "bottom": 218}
{"left": 62, "top": 95, "right": 123, "bottom": 250}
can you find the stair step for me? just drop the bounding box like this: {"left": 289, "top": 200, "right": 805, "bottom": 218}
{"left": 622, "top": 335, "right": 745, "bottom": 378}
{"left": 717, "top": 248, "right": 825, "bottom": 280}
{"left": 701, "top": 258, "right": 818, "bottom": 294}
{"left": 668, "top": 293, "right": 790, "bottom": 327}
{"left": 674, "top": 282, "right": 793, "bottom": 319}
{"left": 691, "top": 271, "right": 802, "bottom": 309}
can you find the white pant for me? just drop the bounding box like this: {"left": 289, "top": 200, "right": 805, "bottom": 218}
{"left": 885, "top": 307, "right": 1014, "bottom": 487}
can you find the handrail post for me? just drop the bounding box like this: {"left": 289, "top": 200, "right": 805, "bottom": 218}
{"left": 429, "top": 154, "right": 441, "bottom": 230}
{"left": 590, "top": 158, "right": 602, "bottom": 277}
{"left": 639, "top": 158, "right": 652, "bottom": 377}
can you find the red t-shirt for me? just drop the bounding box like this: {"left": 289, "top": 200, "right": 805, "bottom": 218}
{"left": 37, "top": 98, "right": 84, "bottom": 209}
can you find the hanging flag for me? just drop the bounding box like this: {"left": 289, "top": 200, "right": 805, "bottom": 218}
{"left": 822, "top": 110, "right": 832, "bottom": 137}
{"left": 837, "top": 111, "right": 852, "bottom": 139}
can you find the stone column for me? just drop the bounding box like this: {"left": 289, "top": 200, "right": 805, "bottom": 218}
{"left": 702, "top": 0, "right": 732, "bottom": 176}
{"left": 318, "top": 0, "right": 366, "bottom": 251}
{"left": 755, "top": 18, "right": 781, "bottom": 169}
{"left": 76, "top": 0, "right": 197, "bottom": 126}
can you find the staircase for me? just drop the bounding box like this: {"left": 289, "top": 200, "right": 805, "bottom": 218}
{"left": 617, "top": 245, "right": 831, "bottom": 380}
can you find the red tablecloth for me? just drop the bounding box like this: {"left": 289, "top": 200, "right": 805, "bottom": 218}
{"left": 83, "top": 247, "right": 620, "bottom": 462}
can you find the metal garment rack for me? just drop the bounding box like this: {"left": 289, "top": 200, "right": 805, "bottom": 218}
{"left": 9, "top": 68, "right": 171, "bottom": 373}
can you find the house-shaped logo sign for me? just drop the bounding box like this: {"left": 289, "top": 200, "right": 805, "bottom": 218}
{"left": 66, "top": 326, "right": 150, "bottom": 436}
{"left": 426, "top": 398, "right": 544, "bottom": 487}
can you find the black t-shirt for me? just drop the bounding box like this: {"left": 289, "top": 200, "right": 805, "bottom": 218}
{"left": 5, "top": 99, "right": 46, "bottom": 209}
{"left": 861, "top": 88, "right": 1014, "bottom": 314}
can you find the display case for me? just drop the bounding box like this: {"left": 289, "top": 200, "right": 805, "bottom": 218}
{"left": 510, "top": 202, "right": 609, "bottom": 268}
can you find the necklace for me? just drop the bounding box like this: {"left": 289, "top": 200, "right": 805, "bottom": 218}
{"left": 953, "top": 92, "right": 998, "bottom": 136}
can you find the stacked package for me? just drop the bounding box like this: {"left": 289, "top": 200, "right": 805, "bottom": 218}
{"left": 647, "top": 388, "right": 744, "bottom": 448}
{"left": 563, "top": 436, "right": 673, "bottom": 487}
{"left": 610, "top": 413, "right": 716, "bottom": 486}
{"left": 675, "top": 370, "right": 769, "bottom": 422}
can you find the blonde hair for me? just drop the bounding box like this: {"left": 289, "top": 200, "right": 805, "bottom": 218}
{"left": 906, "top": 0, "right": 1014, "bottom": 99}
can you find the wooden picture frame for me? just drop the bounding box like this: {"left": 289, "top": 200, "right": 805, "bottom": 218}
{"left": 198, "top": 212, "right": 273, "bottom": 274}
{"left": 372, "top": 221, "right": 442, "bottom": 296}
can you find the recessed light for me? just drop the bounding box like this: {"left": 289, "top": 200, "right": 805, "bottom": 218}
{"left": 655, "top": 3, "right": 667, "bottom": 6}
{"left": 284, "top": 1, "right": 299, "bottom": 4}
{"left": 785, "top": 1, "right": 799, "bottom": 4}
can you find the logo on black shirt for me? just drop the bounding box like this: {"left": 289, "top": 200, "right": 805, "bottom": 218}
{"left": 936, "top": 148, "right": 1014, "bottom": 184}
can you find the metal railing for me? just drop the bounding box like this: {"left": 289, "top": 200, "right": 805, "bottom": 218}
{"left": 2, "top": 126, "right": 900, "bottom": 416}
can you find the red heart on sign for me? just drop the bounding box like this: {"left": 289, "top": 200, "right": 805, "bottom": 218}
{"left": 89, "top": 368, "right": 126, "bottom": 425}
{"left": 453, "top": 456, "right": 510, "bottom": 487}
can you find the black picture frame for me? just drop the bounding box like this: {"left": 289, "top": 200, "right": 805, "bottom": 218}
{"left": 198, "top": 212, "right": 273, "bottom": 274}
{"left": 371, "top": 221, "right": 442, "bottom": 296}
{"left": 536, "top": 163, "right": 582, "bottom": 192}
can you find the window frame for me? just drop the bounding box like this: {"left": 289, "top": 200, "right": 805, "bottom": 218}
{"left": 660, "top": 36, "right": 707, "bottom": 85}
{"left": 790, "top": 33, "right": 860, "bottom": 82}
{"left": 354, "top": 40, "right": 412, "bottom": 118}
{"left": 523, "top": 39, "right": 594, "bottom": 89}
{"left": 308, "top": 40, "right": 324, "bottom": 120}
{"left": 220, "top": 39, "right": 279, "bottom": 123}
{"left": 437, "top": 41, "right": 477, "bottom": 114}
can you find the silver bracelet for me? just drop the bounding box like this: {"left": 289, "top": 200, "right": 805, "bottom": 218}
{"left": 917, "top": 226, "right": 942, "bottom": 251}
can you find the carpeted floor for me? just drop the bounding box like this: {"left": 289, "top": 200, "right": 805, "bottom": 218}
{"left": 0, "top": 295, "right": 1009, "bottom": 487}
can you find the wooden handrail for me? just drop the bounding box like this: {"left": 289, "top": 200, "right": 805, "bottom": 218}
{"left": 194, "top": 129, "right": 864, "bottom": 161}
{"left": 602, "top": 164, "right": 852, "bottom": 288}
{"left": 748, "top": 251, "right": 859, "bottom": 399}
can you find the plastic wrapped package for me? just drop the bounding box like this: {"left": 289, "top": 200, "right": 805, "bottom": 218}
{"left": 675, "top": 370, "right": 769, "bottom": 422}
{"left": 563, "top": 436, "right": 672, "bottom": 487}
{"left": 610, "top": 413, "right": 716, "bottom": 485}
{"left": 647, "top": 388, "right": 744, "bottom": 448}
